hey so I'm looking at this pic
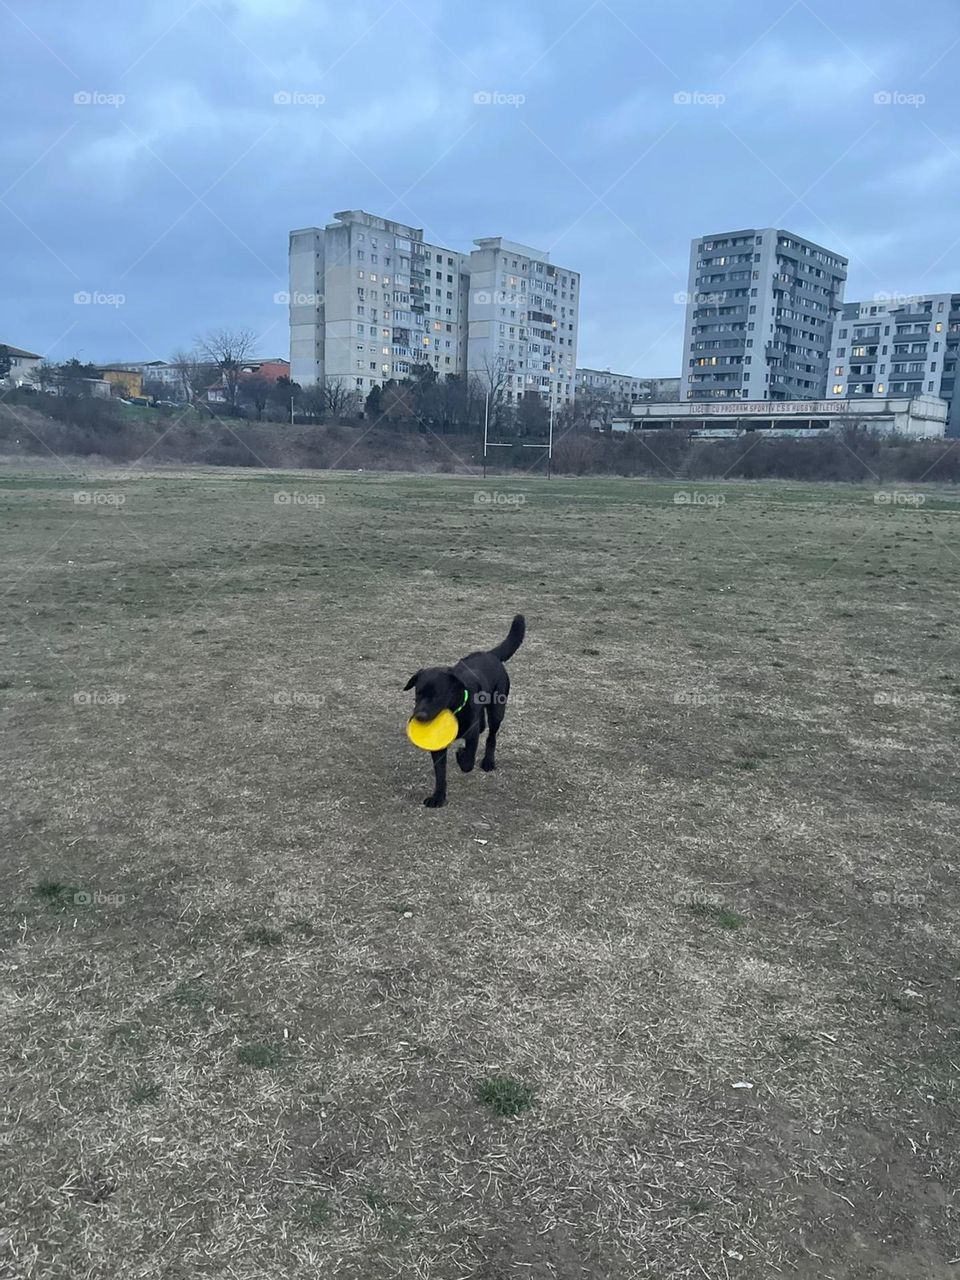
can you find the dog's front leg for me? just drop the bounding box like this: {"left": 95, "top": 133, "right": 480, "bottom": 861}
{"left": 424, "top": 748, "right": 448, "bottom": 807}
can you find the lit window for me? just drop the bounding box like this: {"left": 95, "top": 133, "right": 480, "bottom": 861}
{"left": 832, "top": 383, "right": 843, "bottom": 394}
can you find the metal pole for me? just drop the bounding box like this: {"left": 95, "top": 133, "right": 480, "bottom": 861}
{"left": 483, "top": 391, "right": 489, "bottom": 479}
{"left": 548, "top": 385, "right": 555, "bottom": 479}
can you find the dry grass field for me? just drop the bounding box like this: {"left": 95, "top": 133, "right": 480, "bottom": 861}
{"left": 1, "top": 463, "right": 959, "bottom": 1279}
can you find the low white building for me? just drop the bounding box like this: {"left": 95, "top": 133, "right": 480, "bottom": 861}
{"left": 1, "top": 344, "right": 43, "bottom": 386}
{"left": 612, "top": 394, "right": 947, "bottom": 439}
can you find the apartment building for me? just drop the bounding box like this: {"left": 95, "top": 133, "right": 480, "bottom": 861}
{"left": 680, "top": 228, "right": 848, "bottom": 402}
{"left": 576, "top": 368, "right": 680, "bottom": 412}
{"left": 290, "top": 213, "right": 579, "bottom": 411}
{"left": 466, "top": 237, "right": 579, "bottom": 412}
{"left": 827, "top": 293, "right": 960, "bottom": 434}
{"left": 290, "top": 211, "right": 469, "bottom": 397}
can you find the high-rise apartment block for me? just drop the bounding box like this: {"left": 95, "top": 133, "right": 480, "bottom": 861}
{"left": 289, "top": 211, "right": 578, "bottom": 410}
{"left": 466, "top": 237, "right": 578, "bottom": 410}
{"left": 827, "top": 293, "right": 960, "bottom": 434}
{"left": 680, "top": 228, "right": 848, "bottom": 402}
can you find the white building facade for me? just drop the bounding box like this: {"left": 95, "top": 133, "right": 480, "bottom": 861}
{"left": 614, "top": 394, "right": 947, "bottom": 439}
{"left": 466, "top": 237, "right": 579, "bottom": 412}
{"left": 827, "top": 293, "right": 960, "bottom": 435}
{"left": 680, "top": 228, "right": 848, "bottom": 402}
{"left": 290, "top": 213, "right": 579, "bottom": 411}
{"left": 576, "top": 368, "right": 680, "bottom": 410}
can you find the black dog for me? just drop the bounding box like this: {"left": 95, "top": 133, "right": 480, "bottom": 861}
{"left": 404, "top": 615, "right": 525, "bottom": 808}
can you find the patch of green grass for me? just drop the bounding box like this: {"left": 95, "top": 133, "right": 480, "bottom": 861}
{"left": 681, "top": 1195, "right": 712, "bottom": 1214}
{"left": 237, "top": 1041, "right": 284, "bottom": 1068}
{"left": 128, "top": 1082, "right": 162, "bottom": 1106}
{"left": 295, "top": 1196, "right": 331, "bottom": 1229}
{"left": 688, "top": 902, "right": 745, "bottom": 930}
{"left": 243, "top": 925, "right": 284, "bottom": 946}
{"left": 168, "top": 978, "right": 209, "bottom": 1009}
{"left": 474, "top": 1075, "right": 536, "bottom": 1117}
{"left": 32, "top": 878, "right": 82, "bottom": 910}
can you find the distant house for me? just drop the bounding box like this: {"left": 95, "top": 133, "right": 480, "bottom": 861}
{"left": 96, "top": 366, "right": 144, "bottom": 398}
{"left": 94, "top": 361, "right": 186, "bottom": 396}
{"left": 203, "top": 358, "right": 291, "bottom": 404}
{"left": 1, "top": 345, "right": 43, "bottom": 386}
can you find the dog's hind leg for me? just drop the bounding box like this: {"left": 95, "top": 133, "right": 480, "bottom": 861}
{"left": 481, "top": 702, "right": 505, "bottom": 772}
{"left": 456, "top": 710, "right": 483, "bottom": 773}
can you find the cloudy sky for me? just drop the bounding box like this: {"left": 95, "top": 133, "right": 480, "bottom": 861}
{"left": 3, "top": 0, "right": 958, "bottom": 376}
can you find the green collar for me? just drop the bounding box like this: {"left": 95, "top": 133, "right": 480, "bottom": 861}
{"left": 453, "top": 688, "right": 469, "bottom": 714}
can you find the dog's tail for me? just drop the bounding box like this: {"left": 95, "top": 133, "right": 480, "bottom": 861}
{"left": 491, "top": 614, "right": 525, "bottom": 662}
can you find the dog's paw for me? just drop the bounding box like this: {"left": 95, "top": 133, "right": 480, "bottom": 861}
{"left": 456, "top": 748, "right": 474, "bottom": 773}
{"left": 423, "top": 794, "right": 447, "bottom": 808}
{"left": 480, "top": 759, "right": 497, "bottom": 772}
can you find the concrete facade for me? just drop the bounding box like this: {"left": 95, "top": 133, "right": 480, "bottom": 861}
{"left": 680, "top": 228, "right": 847, "bottom": 402}
{"left": 1, "top": 345, "right": 42, "bottom": 386}
{"left": 466, "top": 238, "right": 578, "bottom": 411}
{"left": 576, "top": 368, "right": 680, "bottom": 411}
{"left": 827, "top": 293, "right": 960, "bottom": 435}
{"left": 290, "top": 212, "right": 579, "bottom": 410}
{"left": 290, "top": 211, "right": 470, "bottom": 397}
{"left": 613, "top": 394, "right": 947, "bottom": 439}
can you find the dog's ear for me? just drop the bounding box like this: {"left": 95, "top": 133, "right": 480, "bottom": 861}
{"left": 403, "top": 670, "right": 421, "bottom": 691}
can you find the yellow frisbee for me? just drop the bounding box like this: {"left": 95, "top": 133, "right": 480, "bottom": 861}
{"left": 407, "top": 709, "right": 459, "bottom": 751}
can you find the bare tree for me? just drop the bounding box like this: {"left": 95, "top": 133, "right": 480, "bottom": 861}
{"left": 195, "top": 328, "right": 257, "bottom": 413}
{"left": 321, "top": 377, "right": 359, "bottom": 419}
{"left": 30, "top": 361, "right": 59, "bottom": 393}
{"left": 170, "top": 348, "right": 214, "bottom": 404}
{"left": 475, "top": 352, "right": 512, "bottom": 435}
